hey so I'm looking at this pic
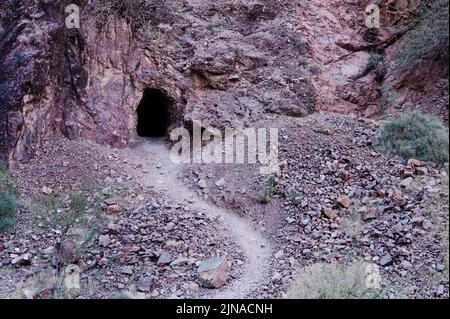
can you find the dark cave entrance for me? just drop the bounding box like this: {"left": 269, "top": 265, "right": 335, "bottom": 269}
{"left": 136, "top": 88, "right": 171, "bottom": 137}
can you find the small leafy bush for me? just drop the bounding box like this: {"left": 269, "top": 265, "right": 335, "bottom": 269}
{"left": 285, "top": 190, "right": 301, "bottom": 202}
{"left": 376, "top": 112, "right": 449, "bottom": 165}
{"left": 259, "top": 176, "right": 277, "bottom": 204}
{"left": 286, "top": 262, "right": 384, "bottom": 299}
{"left": 0, "top": 166, "right": 19, "bottom": 232}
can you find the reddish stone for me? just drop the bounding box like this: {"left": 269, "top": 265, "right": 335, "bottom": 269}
{"left": 107, "top": 204, "right": 122, "bottom": 214}
{"left": 323, "top": 207, "right": 338, "bottom": 220}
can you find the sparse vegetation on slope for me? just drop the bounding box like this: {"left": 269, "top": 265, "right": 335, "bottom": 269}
{"left": 35, "top": 191, "right": 98, "bottom": 270}
{"left": 0, "top": 166, "right": 19, "bottom": 232}
{"left": 259, "top": 176, "right": 278, "bottom": 204}
{"left": 376, "top": 112, "right": 449, "bottom": 165}
{"left": 92, "top": 0, "right": 173, "bottom": 29}
{"left": 286, "top": 262, "right": 384, "bottom": 299}
{"left": 395, "top": 0, "right": 449, "bottom": 68}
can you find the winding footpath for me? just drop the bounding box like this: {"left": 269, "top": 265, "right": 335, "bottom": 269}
{"left": 124, "top": 138, "right": 272, "bottom": 299}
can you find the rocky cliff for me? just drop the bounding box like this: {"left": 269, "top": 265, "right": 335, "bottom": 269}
{"left": 1, "top": 0, "right": 448, "bottom": 163}
{"left": 0, "top": 0, "right": 317, "bottom": 162}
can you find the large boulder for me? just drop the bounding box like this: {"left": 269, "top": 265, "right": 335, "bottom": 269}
{"left": 197, "top": 257, "right": 230, "bottom": 289}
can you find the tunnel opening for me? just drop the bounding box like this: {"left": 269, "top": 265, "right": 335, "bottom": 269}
{"left": 136, "top": 88, "right": 171, "bottom": 137}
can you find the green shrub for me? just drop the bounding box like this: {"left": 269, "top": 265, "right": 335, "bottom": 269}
{"left": 0, "top": 193, "right": 18, "bottom": 232}
{"left": 395, "top": 0, "right": 449, "bottom": 67}
{"left": 0, "top": 166, "right": 19, "bottom": 196}
{"left": 286, "top": 262, "right": 384, "bottom": 299}
{"left": 285, "top": 190, "right": 301, "bottom": 202}
{"left": 0, "top": 166, "right": 19, "bottom": 232}
{"left": 259, "top": 176, "right": 277, "bottom": 204}
{"left": 376, "top": 112, "right": 449, "bottom": 165}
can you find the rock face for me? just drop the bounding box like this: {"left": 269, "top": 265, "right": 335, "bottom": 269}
{"left": 294, "top": 0, "right": 375, "bottom": 115}
{"left": 2, "top": 1, "right": 446, "bottom": 163}
{"left": 197, "top": 257, "right": 230, "bottom": 289}
{"left": 290, "top": 0, "right": 448, "bottom": 121}
{"left": 0, "top": 0, "right": 316, "bottom": 163}
{"left": 375, "top": 0, "right": 449, "bottom": 122}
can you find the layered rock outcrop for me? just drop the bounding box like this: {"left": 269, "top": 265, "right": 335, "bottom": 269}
{"left": 0, "top": 0, "right": 316, "bottom": 162}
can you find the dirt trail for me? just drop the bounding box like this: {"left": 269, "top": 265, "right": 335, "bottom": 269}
{"left": 124, "top": 138, "right": 272, "bottom": 299}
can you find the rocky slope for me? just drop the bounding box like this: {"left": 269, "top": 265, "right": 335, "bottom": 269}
{"left": 1, "top": 137, "right": 248, "bottom": 298}
{"left": 1, "top": 113, "right": 448, "bottom": 299}
{"left": 183, "top": 113, "right": 449, "bottom": 298}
